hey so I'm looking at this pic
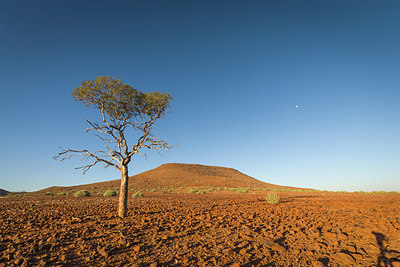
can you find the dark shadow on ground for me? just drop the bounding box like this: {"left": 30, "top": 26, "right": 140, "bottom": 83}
{"left": 372, "top": 231, "right": 400, "bottom": 267}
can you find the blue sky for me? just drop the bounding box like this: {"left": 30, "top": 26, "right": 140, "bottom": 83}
{"left": 1, "top": 0, "right": 399, "bottom": 192}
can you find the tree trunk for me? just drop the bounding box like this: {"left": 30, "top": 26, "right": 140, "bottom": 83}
{"left": 118, "top": 166, "right": 129, "bottom": 218}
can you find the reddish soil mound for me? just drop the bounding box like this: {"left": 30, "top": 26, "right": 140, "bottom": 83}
{"left": 37, "top": 163, "right": 283, "bottom": 195}
{"left": 126, "top": 163, "right": 274, "bottom": 188}
{"left": 1, "top": 192, "right": 399, "bottom": 266}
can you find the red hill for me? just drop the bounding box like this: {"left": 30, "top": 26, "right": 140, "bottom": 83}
{"left": 37, "top": 163, "right": 282, "bottom": 194}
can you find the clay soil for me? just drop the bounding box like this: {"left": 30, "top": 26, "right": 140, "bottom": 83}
{"left": 1, "top": 192, "right": 400, "bottom": 267}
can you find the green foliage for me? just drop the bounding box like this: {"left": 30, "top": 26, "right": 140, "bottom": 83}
{"left": 103, "top": 189, "right": 117, "bottom": 197}
{"left": 236, "top": 188, "right": 248, "bottom": 194}
{"left": 45, "top": 192, "right": 54, "bottom": 196}
{"left": 57, "top": 192, "right": 67, "bottom": 196}
{"left": 188, "top": 188, "right": 197, "bottom": 194}
{"left": 132, "top": 191, "right": 144, "bottom": 198}
{"left": 197, "top": 190, "right": 206, "bottom": 194}
{"left": 266, "top": 192, "right": 280, "bottom": 204}
{"left": 226, "top": 187, "right": 247, "bottom": 193}
{"left": 72, "top": 76, "right": 172, "bottom": 121}
{"left": 74, "top": 190, "right": 91, "bottom": 197}
{"left": 7, "top": 192, "right": 24, "bottom": 198}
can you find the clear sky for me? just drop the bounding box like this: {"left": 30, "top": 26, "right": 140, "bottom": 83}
{"left": 1, "top": 0, "right": 399, "bottom": 192}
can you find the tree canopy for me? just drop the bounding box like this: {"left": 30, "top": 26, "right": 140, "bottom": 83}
{"left": 72, "top": 76, "right": 172, "bottom": 122}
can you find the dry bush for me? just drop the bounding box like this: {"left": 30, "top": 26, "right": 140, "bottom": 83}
{"left": 132, "top": 191, "right": 144, "bottom": 198}
{"left": 266, "top": 192, "right": 280, "bottom": 204}
{"left": 74, "top": 190, "right": 91, "bottom": 197}
{"left": 103, "top": 190, "right": 117, "bottom": 197}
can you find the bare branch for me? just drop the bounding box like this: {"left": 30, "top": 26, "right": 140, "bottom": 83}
{"left": 54, "top": 148, "right": 120, "bottom": 174}
{"left": 94, "top": 134, "right": 123, "bottom": 165}
{"left": 85, "top": 119, "right": 109, "bottom": 134}
{"left": 135, "top": 151, "right": 148, "bottom": 160}
{"left": 143, "top": 137, "right": 175, "bottom": 153}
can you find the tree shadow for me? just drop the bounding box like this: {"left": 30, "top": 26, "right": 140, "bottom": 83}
{"left": 372, "top": 231, "right": 400, "bottom": 267}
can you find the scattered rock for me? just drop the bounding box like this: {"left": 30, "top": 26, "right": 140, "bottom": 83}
{"left": 323, "top": 232, "right": 337, "bottom": 239}
{"left": 0, "top": 190, "right": 399, "bottom": 266}
{"left": 271, "top": 243, "right": 286, "bottom": 252}
{"left": 222, "top": 248, "right": 235, "bottom": 257}
{"left": 311, "top": 260, "right": 324, "bottom": 267}
{"left": 333, "top": 252, "right": 356, "bottom": 264}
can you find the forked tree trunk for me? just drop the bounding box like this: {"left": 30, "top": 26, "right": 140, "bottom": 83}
{"left": 118, "top": 166, "right": 129, "bottom": 218}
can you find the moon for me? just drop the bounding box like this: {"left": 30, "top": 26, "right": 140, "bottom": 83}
{"left": 295, "top": 105, "right": 299, "bottom": 108}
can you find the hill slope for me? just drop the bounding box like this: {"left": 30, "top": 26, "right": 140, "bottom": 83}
{"left": 0, "top": 189, "right": 9, "bottom": 196}
{"left": 38, "top": 163, "right": 283, "bottom": 194}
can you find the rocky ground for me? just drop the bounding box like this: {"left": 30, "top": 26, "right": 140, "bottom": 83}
{"left": 1, "top": 191, "right": 399, "bottom": 266}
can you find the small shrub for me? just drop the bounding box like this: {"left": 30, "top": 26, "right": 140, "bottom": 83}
{"left": 266, "top": 192, "right": 280, "bottom": 204}
{"left": 7, "top": 192, "right": 23, "bottom": 198}
{"left": 45, "top": 192, "right": 54, "bottom": 196}
{"left": 103, "top": 189, "right": 117, "bottom": 197}
{"left": 74, "top": 190, "right": 91, "bottom": 197}
{"left": 57, "top": 192, "right": 67, "bottom": 196}
{"left": 197, "top": 190, "right": 206, "bottom": 194}
{"left": 132, "top": 191, "right": 144, "bottom": 198}
{"left": 188, "top": 189, "right": 197, "bottom": 194}
{"left": 236, "top": 188, "right": 248, "bottom": 194}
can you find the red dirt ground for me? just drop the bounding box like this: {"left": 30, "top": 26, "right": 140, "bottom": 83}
{"left": 1, "top": 191, "right": 399, "bottom": 266}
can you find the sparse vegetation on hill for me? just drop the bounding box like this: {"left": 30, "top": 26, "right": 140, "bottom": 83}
{"left": 34, "top": 164, "right": 317, "bottom": 196}
{"left": 74, "top": 190, "right": 90, "bottom": 197}
{"left": 132, "top": 191, "right": 144, "bottom": 198}
{"left": 6, "top": 192, "right": 25, "bottom": 198}
{"left": 103, "top": 190, "right": 117, "bottom": 197}
{"left": 188, "top": 188, "right": 197, "bottom": 194}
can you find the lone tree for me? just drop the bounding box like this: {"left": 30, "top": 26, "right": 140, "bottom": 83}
{"left": 54, "top": 76, "right": 173, "bottom": 218}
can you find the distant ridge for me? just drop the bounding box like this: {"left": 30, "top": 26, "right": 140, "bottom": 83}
{"left": 0, "top": 188, "right": 9, "bottom": 196}
{"left": 37, "top": 163, "right": 283, "bottom": 194}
